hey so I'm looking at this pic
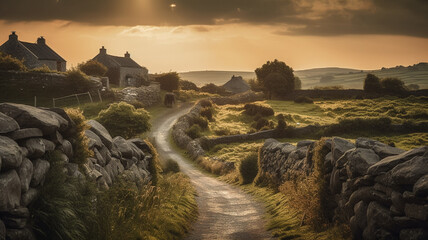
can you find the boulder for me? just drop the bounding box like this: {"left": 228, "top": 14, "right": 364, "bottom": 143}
{"left": 404, "top": 203, "right": 428, "bottom": 221}
{"left": 24, "top": 138, "right": 46, "bottom": 158}
{"left": 345, "top": 148, "right": 380, "bottom": 178}
{"left": 0, "top": 136, "right": 23, "bottom": 170}
{"left": 30, "top": 159, "right": 50, "bottom": 187}
{"left": 0, "top": 112, "right": 19, "bottom": 134}
{"left": 399, "top": 228, "right": 428, "bottom": 240}
{"left": 113, "top": 136, "right": 134, "bottom": 159}
{"left": 413, "top": 174, "right": 428, "bottom": 197}
{"left": 1, "top": 207, "right": 29, "bottom": 229}
{"left": 366, "top": 201, "right": 395, "bottom": 231}
{"left": 98, "top": 146, "right": 112, "bottom": 165}
{"left": 331, "top": 137, "right": 355, "bottom": 164}
{"left": 296, "top": 140, "right": 315, "bottom": 149}
{"left": 0, "top": 103, "right": 68, "bottom": 135}
{"left": 391, "top": 191, "right": 405, "bottom": 214}
{"left": 94, "top": 164, "right": 112, "bottom": 186}
{"left": 20, "top": 188, "right": 38, "bottom": 207}
{"left": 6, "top": 128, "right": 43, "bottom": 141}
{"left": 129, "top": 138, "right": 151, "bottom": 153}
{"left": 93, "top": 148, "right": 106, "bottom": 167}
{"left": 18, "top": 158, "right": 33, "bottom": 193}
{"left": 373, "top": 144, "right": 405, "bottom": 159}
{"left": 58, "top": 139, "right": 73, "bottom": 159}
{"left": 391, "top": 156, "right": 428, "bottom": 185}
{"left": 85, "top": 130, "right": 103, "bottom": 149}
{"left": 87, "top": 120, "right": 113, "bottom": 149}
{"left": 368, "top": 146, "right": 428, "bottom": 175}
{"left": 346, "top": 187, "right": 390, "bottom": 207}
{"left": 0, "top": 170, "right": 21, "bottom": 211}
{"left": 49, "top": 131, "right": 63, "bottom": 144}
{"left": 354, "top": 200, "right": 368, "bottom": 230}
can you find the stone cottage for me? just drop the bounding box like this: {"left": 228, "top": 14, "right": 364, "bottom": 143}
{"left": 0, "top": 32, "right": 66, "bottom": 72}
{"left": 223, "top": 75, "right": 251, "bottom": 94}
{"left": 92, "top": 46, "right": 148, "bottom": 87}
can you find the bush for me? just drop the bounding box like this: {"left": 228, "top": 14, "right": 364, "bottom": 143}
{"left": 192, "top": 116, "right": 209, "bottom": 129}
{"left": 78, "top": 60, "right": 107, "bottom": 77}
{"left": 324, "top": 117, "right": 392, "bottom": 135}
{"left": 239, "top": 153, "right": 259, "bottom": 184}
{"left": 180, "top": 80, "right": 199, "bottom": 91}
{"left": 200, "top": 107, "right": 214, "bottom": 121}
{"left": 244, "top": 103, "right": 274, "bottom": 117}
{"left": 30, "top": 65, "right": 54, "bottom": 73}
{"left": 0, "top": 52, "right": 26, "bottom": 71}
{"left": 200, "top": 83, "right": 229, "bottom": 95}
{"left": 163, "top": 158, "right": 180, "bottom": 174}
{"left": 381, "top": 77, "right": 408, "bottom": 95}
{"left": 363, "top": 73, "right": 381, "bottom": 93}
{"left": 96, "top": 102, "right": 151, "bottom": 138}
{"left": 186, "top": 124, "right": 202, "bottom": 139}
{"left": 155, "top": 72, "right": 180, "bottom": 92}
{"left": 252, "top": 118, "right": 270, "bottom": 131}
{"left": 198, "top": 99, "right": 213, "bottom": 108}
{"left": 276, "top": 114, "right": 287, "bottom": 131}
{"left": 64, "top": 108, "right": 92, "bottom": 164}
{"left": 294, "top": 96, "right": 314, "bottom": 104}
{"left": 66, "top": 69, "right": 95, "bottom": 93}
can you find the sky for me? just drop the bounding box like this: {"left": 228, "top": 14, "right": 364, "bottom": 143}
{"left": 0, "top": 0, "right": 427, "bottom": 73}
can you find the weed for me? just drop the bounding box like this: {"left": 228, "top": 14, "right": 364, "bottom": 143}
{"left": 186, "top": 124, "right": 203, "bottom": 139}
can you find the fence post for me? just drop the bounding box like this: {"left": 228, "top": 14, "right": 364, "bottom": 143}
{"left": 98, "top": 90, "right": 103, "bottom": 102}
{"left": 88, "top": 92, "right": 93, "bottom": 103}
{"left": 75, "top": 94, "right": 80, "bottom": 105}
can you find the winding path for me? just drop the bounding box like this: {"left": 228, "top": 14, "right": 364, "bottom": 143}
{"left": 151, "top": 104, "right": 272, "bottom": 240}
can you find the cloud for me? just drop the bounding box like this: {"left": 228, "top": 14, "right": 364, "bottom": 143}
{"left": 1, "top": 0, "right": 427, "bottom": 37}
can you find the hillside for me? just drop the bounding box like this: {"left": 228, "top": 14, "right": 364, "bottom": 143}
{"left": 179, "top": 63, "right": 428, "bottom": 89}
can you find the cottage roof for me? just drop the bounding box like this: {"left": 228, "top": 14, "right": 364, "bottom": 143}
{"left": 223, "top": 75, "right": 251, "bottom": 93}
{"left": 93, "top": 47, "right": 142, "bottom": 69}
{"left": 19, "top": 41, "right": 65, "bottom": 62}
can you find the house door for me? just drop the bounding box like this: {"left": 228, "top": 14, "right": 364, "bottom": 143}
{"left": 57, "top": 61, "right": 62, "bottom": 71}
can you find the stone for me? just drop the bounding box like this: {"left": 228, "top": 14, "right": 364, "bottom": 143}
{"left": 58, "top": 139, "right": 73, "bottom": 159}
{"left": 330, "top": 167, "right": 342, "bottom": 194}
{"left": 345, "top": 148, "right": 380, "bottom": 178}
{"left": 367, "top": 201, "right": 395, "bottom": 232}
{"left": 49, "top": 131, "right": 63, "bottom": 144}
{"left": 393, "top": 216, "right": 424, "bottom": 229}
{"left": 391, "top": 156, "right": 428, "bottom": 186}
{"left": 18, "top": 158, "right": 33, "bottom": 193}
{"left": 331, "top": 137, "right": 355, "bottom": 164}
{"left": 413, "top": 174, "right": 428, "bottom": 197}
{"left": 354, "top": 200, "right": 368, "bottom": 230}
{"left": 368, "top": 146, "right": 428, "bottom": 175}
{"left": 6, "top": 128, "right": 43, "bottom": 141}
{"left": 0, "top": 220, "right": 5, "bottom": 240}
{"left": 30, "top": 159, "right": 50, "bottom": 187}
{"left": 88, "top": 169, "right": 102, "bottom": 181}
{"left": 5, "top": 227, "right": 35, "bottom": 240}
{"left": 399, "top": 228, "right": 428, "bottom": 240}
{"left": 113, "top": 136, "right": 133, "bottom": 159}
{"left": 0, "top": 112, "right": 19, "bottom": 134}
{"left": 46, "top": 107, "right": 74, "bottom": 131}
{"left": 85, "top": 129, "right": 103, "bottom": 149}
{"left": 0, "top": 136, "right": 23, "bottom": 170}
{"left": 129, "top": 142, "right": 143, "bottom": 160}
{"left": 404, "top": 203, "right": 428, "bottom": 221}
{"left": 129, "top": 138, "right": 151, "bottom": 153}
{"left": 98, "top": 146, "right": 112, "bottom": 165}
{"left": 93, "top": 148, "right": 105, "bottom": 167}
{"left": 87, "top": 120, "right": 113, "bottom": 149}
{"left": 0, "top": 103, "right": 68, "bottom": 135}
{"left": 41, "top": 139, "right": 55, "bottom": 152}
{"left": 121, "top": 158, "right": 134, "bottom": 170}
{"left": 24, "top": 138, "right": 46, "bottom": 158}
{"left": 57, "top": 152, "right": 69, "bottom": 164}
{"left": 20, "top": 188, "right": 38, "bottom": 207}
{"left": 0, "top": 170, "right": 21, "bottom": 211}
{"left": 296, "top": 140, "right": 315, "bottom": 148}
{"left": 373, "top": 144, "right": 405, "bottom": 159}
{"left": 97, "top": 176, "right": 109, "bottom": 190}
{"left": 346, "top": 187, "right": 390, "bottom": 207}
{"left": 94, "top": 164, "right": 112, "bottom": 186}
{"left": 391, "top": 191, "right": 405, "bottom": 214}
{"left": 356, "top": 137, "right": 381, "bottom": 149}
{"left": 1, "top": 207, "right": 29, "bottom": 229}
{"left": 65, "top": 163, "right": 78, "bottom": 176}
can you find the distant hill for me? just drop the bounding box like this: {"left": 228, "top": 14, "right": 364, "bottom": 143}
{"left": 179, "top": 63, "right": 428, "bottom": 89}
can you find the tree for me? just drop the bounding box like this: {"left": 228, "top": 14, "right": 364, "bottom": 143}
{"left": 155, "top": 72, "right": 180, "bottom": 92}
{"left": 78, "top": 60, "right": 107, "bottom": 77}
{"left": 381, "top": 77, "right": 407, "bottom": 95}
{"left": 255, "top": 59, "right": 295, "bottom": 99}
{"left": 294, "top": 76, "right": 302, "bottom": 90}
{"left": 363, "top": 73, "right": 381, "bottom": 93}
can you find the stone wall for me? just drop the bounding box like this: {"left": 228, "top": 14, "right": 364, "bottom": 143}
{"left": 280, "top": 89, "right": 428, "bottom": 100}
{"left": 119, "top": 83, "right": 161, "bottom": 108}
{"left": 259, "top": 137, "right": 428, "bottom": 239}
{"left": 0, "top": 103, "right": 153, "bottom": 240}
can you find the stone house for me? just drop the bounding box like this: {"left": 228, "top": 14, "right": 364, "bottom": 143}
{"left": 0, "top": 32, "right": 66, "bottom": 72}
{"left": 92, "top": 46, "right": 148, "bottom": 87}
{"left": 223, "top": 75, "right": 251, "bottom": 94}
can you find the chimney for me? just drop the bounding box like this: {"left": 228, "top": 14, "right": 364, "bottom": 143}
{"left": 37, "top": 36, "right": 46, "bottom": 45}
{"left": 9, "top": 31, "right": 18, "bottom": 41}
{"left": 100, "top": 46, "right": 107, "bottom": 55}
{"left": 124, "top": 51, "right": 130, "bottom": 58}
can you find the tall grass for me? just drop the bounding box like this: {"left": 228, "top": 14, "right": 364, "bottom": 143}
{"left": 64, "top": 108, "right": 92, "bottom": 165}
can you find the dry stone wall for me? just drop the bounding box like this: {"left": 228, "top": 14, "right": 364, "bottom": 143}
{"left": 119, "top": 83, "right": 161, "bottom": 108}
{"left": 260, "top": 137, "right": 428, "bottom": 240}
{"left": 0, "top": 103, "right": 153, "bottom": 240}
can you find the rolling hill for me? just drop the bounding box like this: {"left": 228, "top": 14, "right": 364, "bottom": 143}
{"left": 178, "top": 63, "right": 428, "bottom": 89}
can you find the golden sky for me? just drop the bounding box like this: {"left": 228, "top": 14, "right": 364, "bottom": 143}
{"left": 0, "top": 0, "right": 427, "bottom": 73}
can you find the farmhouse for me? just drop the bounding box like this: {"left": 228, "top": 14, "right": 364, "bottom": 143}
{"left": 223, "top": 75, "right": 251, "bottom": 94}
{"left": 92, "top": 46, "right": 148, "bottom": 87}
{"left": 0, "top": 31, "right": 66, "bottom": 72}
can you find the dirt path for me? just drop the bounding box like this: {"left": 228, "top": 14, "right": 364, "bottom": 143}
{"left": 150, "top": 103, "right": 272, "bottom": 240}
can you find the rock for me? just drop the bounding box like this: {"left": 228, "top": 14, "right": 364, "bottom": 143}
{"left": 0, "top": 170, "right": 21, "bottom": 211}
{"left": 65, "top": 163, "right": 78, "bottom": 176}
{"left": 121, "top": 158, "right": 134, "bottom": 170}
{"left": 24, "top": 138, "right": 46, "bottom": 158}
{"left": 391, "top": 156, "right": 428, "bottom": 186}
{"left": 58, "top": 139, "right": 73, "bottom": 159}
{"left": 88, "top": 169, "right": 102, "bottom": 181}
{"left": 0, "top": 103, "right": 68, "bottom": 135}
{"left": 296, "top": 140, "right": 315, "bottom": 148}
{"left": 87, "top": 120, "right": 113, "bottom": 149}
{"left": 18, "top": 158, "right": 33, "bottom": 193}
{"left": 404, "top": 203, "right": 428, "bottom": 221}
{"left": 0, "top": 112, "right": 19, "bottom": 134}
{"left": 1, "top": 207, "right": 29, "bottom": 229}
{"left": 324, "top": 152, "right": 333, "bottom": 172}
{"left": 330, "top": 167, "right": 342, "bottom": 194}
{"left": 331, "top": 137, "right": 355, "bottom": 164}
{"left": 345, "top": 148, "right": 380, "bottom": 178}
{"left": 368, "top": 146, "right": 428, "bottom": 175}
{"left": 399, "top": 228, "right": 428, "bottom": 240}
{"left": 393, "top": 216, "right": 424, "bottom": 229}
{"left": 367, "top": 201, "right": 395, "bottom": 231}
{"left": 85, "top": 130, "right": 103, "bottom": 149}
{"left": 113, "top": 136, "right": 133, "bottom": 159}
{"left": 98, "top": 146, "right": 112, "bottom": 165}
{"left": 93, "top": 148, "right": 106, "bottom": 167}
{"left": 6, "top": 128, "right": 43, "bottom": 141}
{"left": 346, "top": 187, "right": 390, "bottom": 207}
{"left": 413, "top": 174, "right": 428, "bottom": 197}
{"left": 46, "top": 107, "right": 74, "bottom": 131}
{"left": 356, "top": 137, "right": 381, "bottom": 149}
{"left": 30, "top": 159, "right": 50, "bottom": 187}
{"left": 5, "top": 227, "right": 35, "bottom": 240}
{"left": 97, "top": 176, "right": 109, "bottom": 190}
{"left": 94, "top": 164, "right": 112, "bottom": 186}
{"left": 49, "top": 131, "right": 63, "bottom": 144}
{"left": 0, "top": 220, "right": 5, "bottom": 240}
{"left": 391, "top": 191, "right": 405, "bottom": 214}
{"left": 373, "top": 144, "right": 405, "bottom": 159}
{"left": 129, "top": 138, "right": 151, "bottom": 153}
{"left": 0, "top": 136, "right": 22, "bottom": 170}
{"left": 42, "top": 139, "right": 55, "bottom": 152}
{"left": 354, "top": 201, "right": 368, "bottom": 230}
{"left": 107, "top": 158, "right": 124, "bottom": 178}
{"left": 20, "top": 188, "right": 38, "bottom": 207}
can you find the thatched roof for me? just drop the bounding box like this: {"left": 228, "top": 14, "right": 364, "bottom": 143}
{"left": 223, "top": 75, "right": 250, "bottom": 94}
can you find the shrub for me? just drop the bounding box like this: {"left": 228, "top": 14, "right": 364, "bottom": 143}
{"left": 294, "top": 96, "right": 314, "bottom": 104}
{"left": 381, "top": 77, "right": 408, "bottom": 95}
{"left": 155, "top": 72, "right": 180, "bottom": 92}
{"left": 252, "top": 118, "right": 270, "bottom": 131}
{"left": 323, "top": 117, "right": 392, "bottom": 135}
{"left": 200, "top": 83, "right": 229, "bottom": 95}
{"left": 364, "top": 73, "right": 382, "bottom": 93}
{"left": 247, "top": 78, "right": 263, "bottom": 92}
{"left": 244, "top": 103, "right": 274, "bottom": 117}
{"left": 66, "top": 69, "right": 95, "bottom": 93}
{"left": 30, "top": 65, "right": 54, "bottom": 73}
{"left": 163, "top": 158, "right": 180, "bottom": 174}
{"left": 192, "top": 116, "right": 209, "bottom": 129}
{"left": 78, "top": 60, "right": 107, "bottom": 77}
{"left": 198, "top": 99, "right": 213, "bottom": 108}
{"left": 186, "top": 124, "right": 202, "bottom": 139}
{"left": 276, "top": 114, "right": 287, "bottom": 131}
{"left": 64, "top": 108, "right": 92, "bottom": 164}
{"left": 96, "top": 102, "right": 151, "bottom": 138}
{"left": 180, "top": 80, "right": 199, "bottom": 91}
{"left": 200, "top": 107, "right": 214, "bottom": 121}
{"left": 0, "top": 52, "right": 26, "bottom": 71}
{"left": 239, "top": 153, "right": 259, "bottom": 184}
